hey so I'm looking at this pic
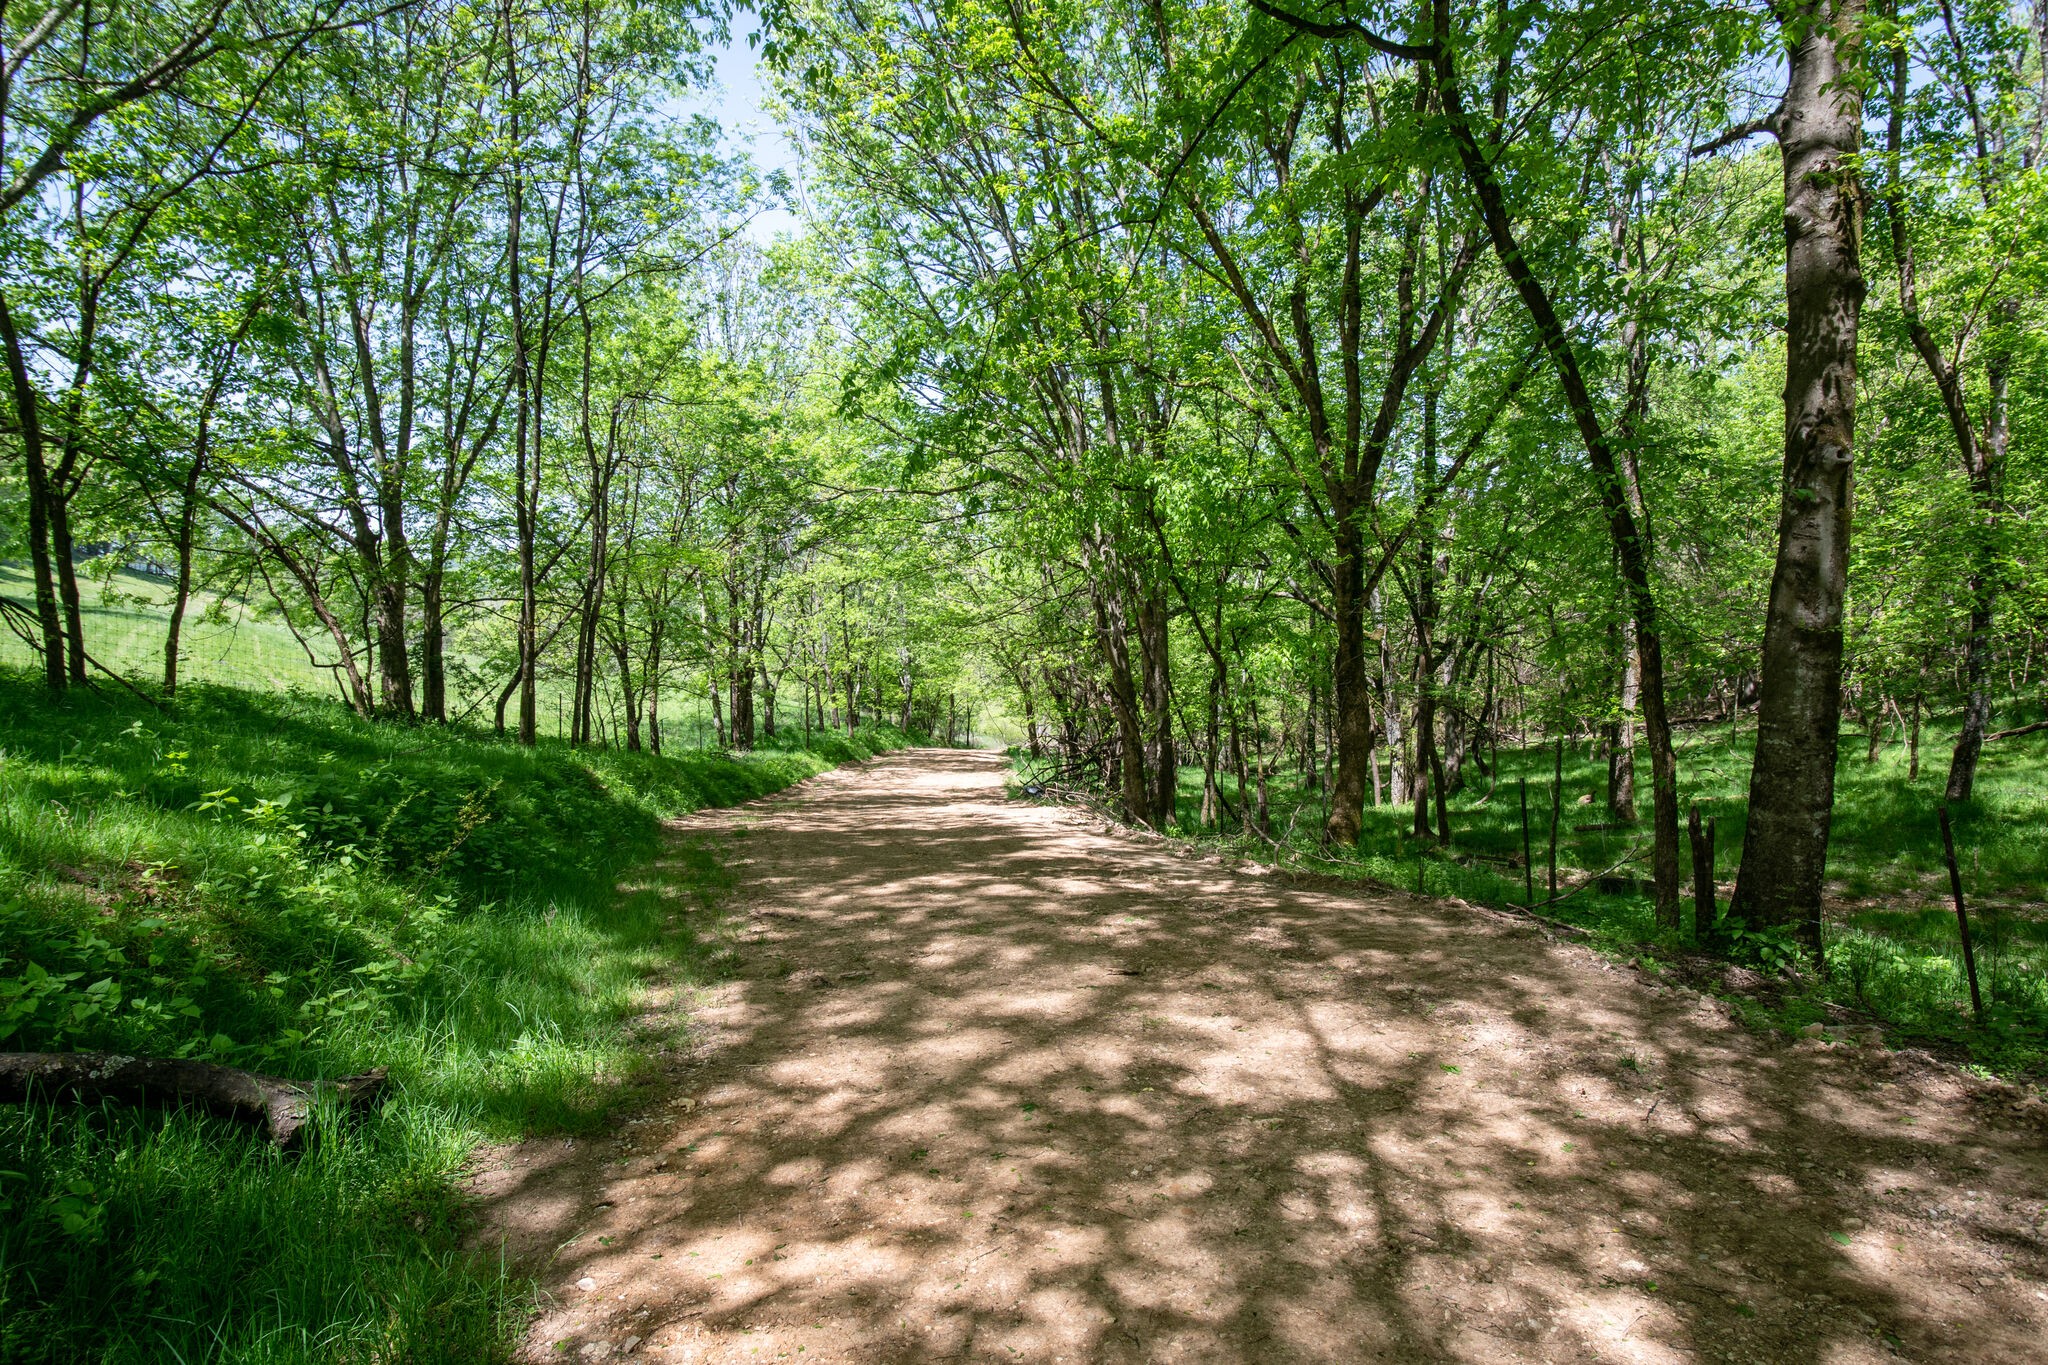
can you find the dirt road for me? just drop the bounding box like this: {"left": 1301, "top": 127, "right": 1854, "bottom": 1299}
{"left": 474, "top": 749, "right": 2048, "bottom": 1363}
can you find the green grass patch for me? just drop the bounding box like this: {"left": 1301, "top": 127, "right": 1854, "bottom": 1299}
{"left": 0, "top": 668, "right": 903, "bottom": 1363}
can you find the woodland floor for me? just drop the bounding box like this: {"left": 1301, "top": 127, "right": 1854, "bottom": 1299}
{"left": 471, "top": 750, "right": 2048, "bottom": 1364}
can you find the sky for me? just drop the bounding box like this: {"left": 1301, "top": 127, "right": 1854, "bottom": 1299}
{"left": 675, "top": 20, "right": 805, "bottom": 243}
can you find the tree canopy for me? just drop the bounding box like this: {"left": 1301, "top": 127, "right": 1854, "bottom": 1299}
{"left": 2, "top": 0, "right": 2044, "bottom": 949}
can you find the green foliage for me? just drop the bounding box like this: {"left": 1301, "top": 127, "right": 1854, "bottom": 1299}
{"left": 0, "top": 669, "right": 903, "bottom": 1362}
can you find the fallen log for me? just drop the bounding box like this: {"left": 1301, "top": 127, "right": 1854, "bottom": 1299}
{"left": 1986, "top": 717, "right": 2048, "bottom": 742}
{"left": 0, "top": 1053, "right": 387, "bottom": 1148}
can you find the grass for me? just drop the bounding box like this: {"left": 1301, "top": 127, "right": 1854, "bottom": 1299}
{"left": 1, "top": 562, "right": 340, "bottom": 695}
{"left": 0, "top": 562, "right": 823, "bottom": 746}
{"left": 0, "top": 668, "right": 905, "bottom": 1363}
{"left": 1019, "top": 709, "right": 2048, "bottom": 1079}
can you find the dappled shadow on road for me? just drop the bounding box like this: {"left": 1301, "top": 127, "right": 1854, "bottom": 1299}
{"left": 473, "top": 750, "right": 2048, "bottom": 1364}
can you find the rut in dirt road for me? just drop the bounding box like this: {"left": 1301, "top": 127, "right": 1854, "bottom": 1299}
{"left": 475, "top": 749, "right": 2048, "bottom": 1364}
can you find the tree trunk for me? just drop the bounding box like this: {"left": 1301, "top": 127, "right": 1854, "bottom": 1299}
{"left": 495, "top": 659, "right": 523, "bottom": 737}
{"left": 1138, "top": 582, "right": 1176, "bottom": 828}
{"left": 1608, "top": 612, "right": 1640, "bottom": 820}
{"left": 1433, "top": 7, "right": 1681, "bottom": 928}
{"left": 1087, "top": 545, "right": 1151, "bottom": 826}
{"left": 371, "top": 571, "right": 414, "bottom": 722}
{"left": 0, "top": 290, "right": 66, "bottom": 689}
{"left": 1327, "top": 508, "right": 1375, "bottom": 845}
{"left": 503, "top": 0, "right": 538, "bottom": 748}
{"left": 0, "top": 1052, "right": 385, "bottom": 1150}
{"left": 729, "top": 667, "right": 755, "bottom": 752}
{"left": 1381, "top": 619, "right": 1408, "bottom": 806}
{"left": 1878, "top": 26, "right": 2006, "bottom": 802}
{"left": 163, "top": 450, "right": 206, "bottom": 699}
{"left": 49, "top": 480, "right": 87, "bottom": 686}
{"left": 1023, "top": 675, "right": 1043, "bottom": 760}
{"left": 899, "top": 647, "right": 916, "bottom": 731}
{"left": 420, "top": 569, "right": 448, "bottom": 723}
{"left": 1201, "top": 664, "right": 1222, "bottom": 831}
{"left": 1730, "top": 0, "right": 1868, "bottom": 952}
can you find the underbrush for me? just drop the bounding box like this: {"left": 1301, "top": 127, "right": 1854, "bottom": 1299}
{"left": 1013, "top": 711, "right": 2048, "bottom": 1081}
{"left": 0, "top": 670, "right": 903, "bottom": 1363}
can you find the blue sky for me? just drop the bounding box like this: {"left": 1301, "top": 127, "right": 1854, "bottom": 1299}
{"left": 676, "top": 19, "right": 804, "bottom": 242}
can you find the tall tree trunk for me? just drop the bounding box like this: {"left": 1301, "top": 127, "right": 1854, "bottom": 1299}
{"left": 1085, "top": 538, "right": 1151, "bottom": 826}
{"left": 49, "top": 478, "right": 86, "bottom": 686}
{"left": 1946, "top": 351, "right": 2006, "bottom": 800}
{"left": 371, "top": 572, "right": 413, "bottom": 721}
{"left": 0, "top": 290, "right": 66, "bottom": 688}
{"left": 1328, "top": 507, "right": 1374, "bottom": 843}
{"left": 163, "top": 448, "right": 206, "bottom": 699}
{"left": 899, "top": 647, "right": 916, "bottom": 731}
{"left": 1608, "top": 612, "right": 1640, "bottom": 820}
{"left": 1432, "top": 8, "right": 1682, "bottom": 928}
{"left": 420, "top": 569, "right": 448, "bottom": 722}
{"left": 1877, "top": 30, "right": 2004, "bottom": 800}
{"left": 503, "top": 0, "right": 539, "bottom": 748}
{"left": 1730, "top": 0, "right": 1868, "bottom": 951}
{"left": 495, "top": 660, "right": 522, "bottom": 737}
{"left": 1138, "top": 582, "right": 1176, "bottom": 828}
{"left": 573, "top": 547, "right": 604, "bottom": 746}
{"left": 1201, "top": 662, "right": 1222, "bottom": 830}
{"left": 1380, "top": 613, "right": 1408, "bottom": 806}
{"left": 729, "top": 666, "right": 754, "bottom": 752}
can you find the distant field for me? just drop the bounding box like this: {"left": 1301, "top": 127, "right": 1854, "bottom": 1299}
{"left": 0, "top": 562, "right": 343, "bottom": 696}
{"left": 0, "top": 561, "right": 832, "bottom": 746}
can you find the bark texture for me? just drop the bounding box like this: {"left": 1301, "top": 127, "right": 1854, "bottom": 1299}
{"left": 0, "top": 1053, "right": 386, "bottom": 1148}
{"left": 1731, "top": 0, "right": 1867, "bottom": 949}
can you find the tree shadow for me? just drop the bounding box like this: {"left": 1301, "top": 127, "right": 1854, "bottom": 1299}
{"left": 474, "top": 749, "right": 2048, "bottom": 1363}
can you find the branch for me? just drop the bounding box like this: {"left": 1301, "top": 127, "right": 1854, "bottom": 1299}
{"left": 0, "top": 1052, "right": 386, "bottom": 1148}
{"left": 1688, "top": 111, "right": 1780, "bottom": 159}
{"left": 1245, "top": 0, "right": 1436, "bottom": 60}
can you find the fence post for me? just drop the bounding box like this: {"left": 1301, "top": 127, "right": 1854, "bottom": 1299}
{"left": 1937, "top": 804, "right": 1985, "bottom": 1025}
{"left": 1519, "top": 777, "right": 1534, "bottom": 908}
{"left": 1547, "top": 738, "right": 1563, "bottom": 903}
{"left": 1689, "top": 803, "right": 1716, "bottom": 944}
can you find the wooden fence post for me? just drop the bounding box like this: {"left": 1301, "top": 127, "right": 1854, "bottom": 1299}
{"left": 1547, "top": 738, "right": 1563, "bottom": 903}
{"left": 1519, "top": 777, "right": 1534, "bottom": 908}
{"left": 1938, "top": 804, "right": 1985, "bottom": 1025}
{"left": 1689, "top": 803, "right": 1715, "bottom": 944}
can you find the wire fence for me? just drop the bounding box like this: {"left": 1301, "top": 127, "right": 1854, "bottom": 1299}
{"left": 0, "top": 564, "right": 338, "bottom": 696}
{"left": 0, "top": 564, "right": 941, "bottom": 751}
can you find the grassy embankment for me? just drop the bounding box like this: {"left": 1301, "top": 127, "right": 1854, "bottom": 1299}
{"left": 0, "top": 562, "right": 759, "bottom": 746}
{"left": 1021, "top": 715, "right": 2048, "bottom": 1078}
{"left": 0, "top": 669, "right": 903, "bottom": 1363}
